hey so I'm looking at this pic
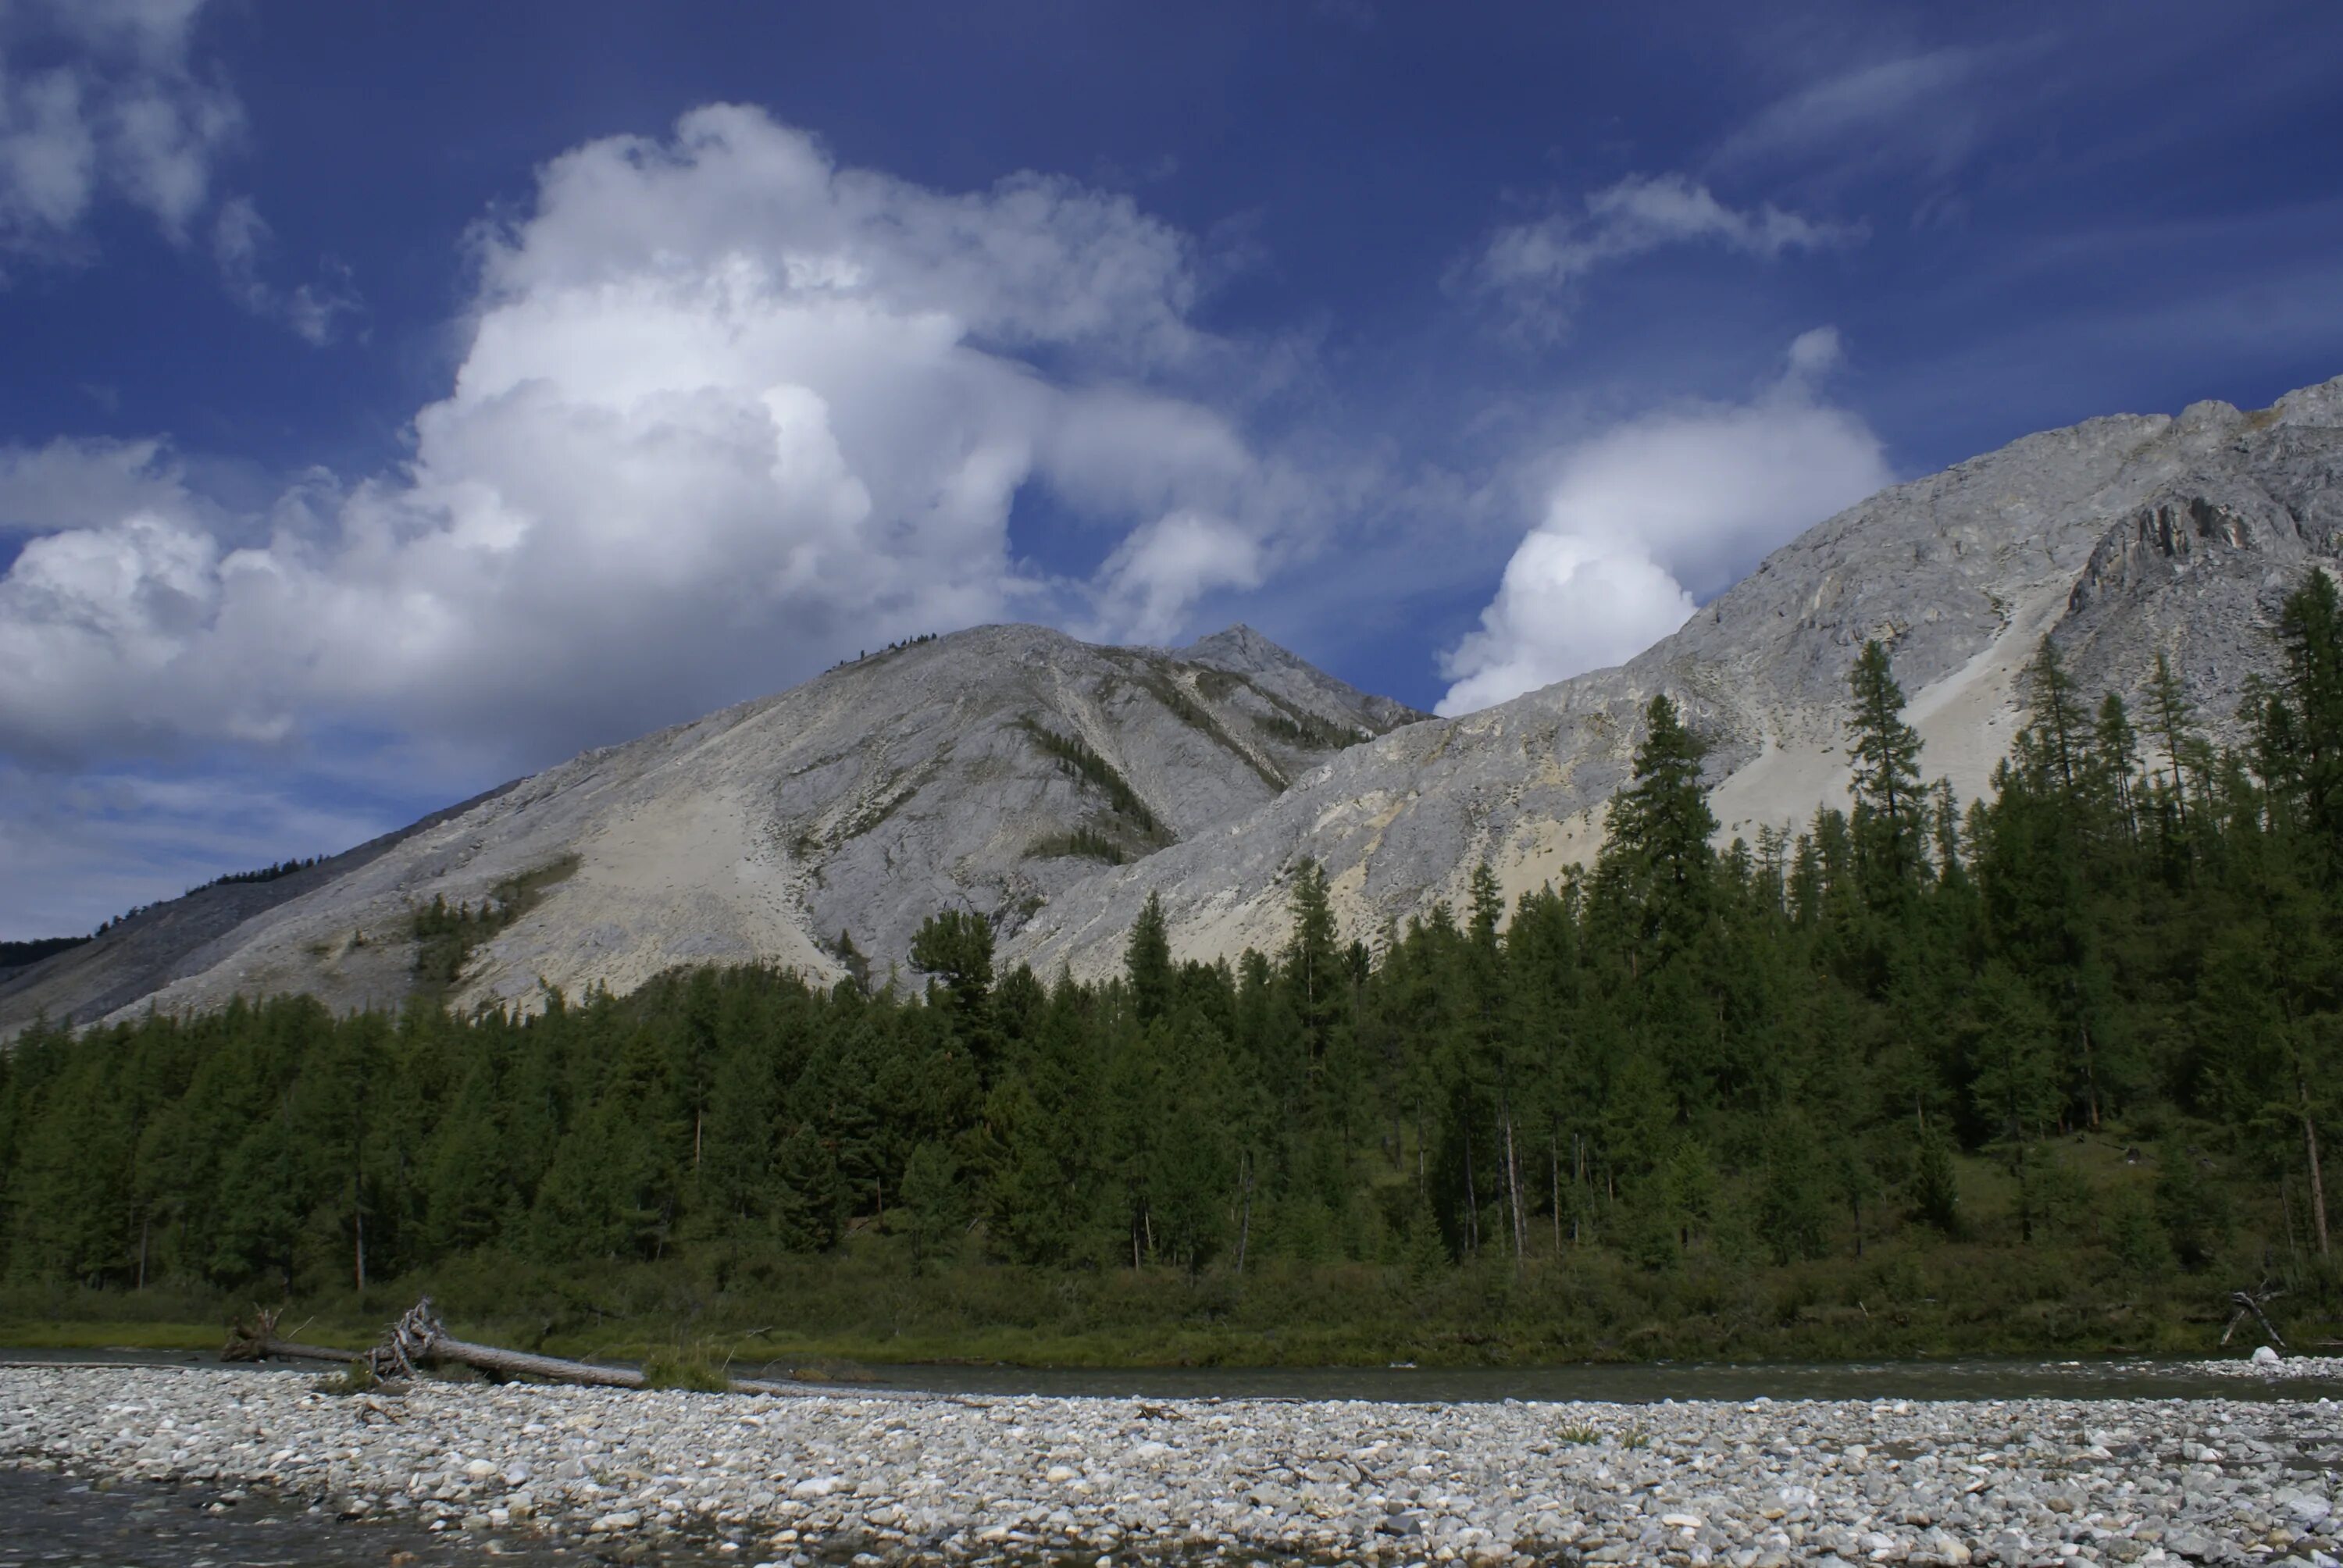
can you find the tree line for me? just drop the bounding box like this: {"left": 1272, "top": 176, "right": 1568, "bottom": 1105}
{"left": 2, "top": 574, "right": 2339, "bottom": 1331}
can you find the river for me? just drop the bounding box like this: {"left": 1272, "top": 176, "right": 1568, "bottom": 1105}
{"left": 0, "top": 1466, "right": 744, "bottom": 1568}
{"left": 9, "top": 1342, "right": 2324, "bottom": 1402}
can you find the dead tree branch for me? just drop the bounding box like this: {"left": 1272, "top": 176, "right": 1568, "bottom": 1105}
{"left": 2219, "top": 1286, "right": 2288, "bottom": 1349}
{"left": 223, "top": 1306, "right": 358, "bottom": 1365}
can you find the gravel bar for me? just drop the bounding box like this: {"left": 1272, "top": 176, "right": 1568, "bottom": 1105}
{"left": 5, "top": 1366, "right": 2341, "bottom": 1566}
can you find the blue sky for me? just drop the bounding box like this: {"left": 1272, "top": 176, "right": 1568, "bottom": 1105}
{"left": 3, "top": 0, "right": 2341, "bottom": 938}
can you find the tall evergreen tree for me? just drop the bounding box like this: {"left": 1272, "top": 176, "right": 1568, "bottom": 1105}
{"left": 1599, "top": 694, "right": 1717, "bottom": 963}
{"left": 1846, "top": 639, "right": 1928, "bottom": 908}
{"left": 1125, "top": 891, "right": 1174, "bottom": 1025}
{"left": 1284, "top": 858, "right": 1341, "bottom": 1062}
{"left": 2022, "top": 638, "right": 2090, "bottom": 795}
{"left": 2147, "top": 650, "right": 2207, "bottom": 835}
{"left": 910, "top": 909, "right": 999, "bottom": 1078}
{"left": 2264, "top": 568, "right": 2343, "bottom": 882}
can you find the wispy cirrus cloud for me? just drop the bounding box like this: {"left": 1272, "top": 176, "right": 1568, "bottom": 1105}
{"left": 211, "top": 195, "right": 364, "bottom": 344}
{"left": 0, "top": 0, "right": 362, "bottom": 340}
{"left": 1465, "top": 172, "right": 1863, "bottom": 338}
{"left": 0, "top": 0, "right": 240, "bottom": 262}
{"left": 1711, "top": 48, "right": 1988, "bottom": 183}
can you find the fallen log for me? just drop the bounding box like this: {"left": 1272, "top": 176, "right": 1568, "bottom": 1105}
{"left": 223, "top": 1308, "right": 359, "bottom": 1365}
{"left": 363, "top": 1296, "right": 804, "bottom": 1395}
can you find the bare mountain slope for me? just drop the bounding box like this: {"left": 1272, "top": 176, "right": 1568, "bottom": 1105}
{"left": 0, "top": 782, "right": 520, "bottom": 1033}
{"left": 0, "top": 625, "right": 1423, "bottom": 1034}
{"left": 10, "top": 375, "right": 2339, "bottom": 1032}
{"left": 1007, "top": 376, "right": 2343, "bottom": 978}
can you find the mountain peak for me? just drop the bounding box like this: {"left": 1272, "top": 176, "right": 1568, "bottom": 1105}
{"left": 1008, "top": 369, "right": 2343, "bottom": 978}
{"left": 1179, "top": 623, "right": 1297, "bottom": 670}
{"left": 1, "top": 615, "right": 1420, "bottom": 1035}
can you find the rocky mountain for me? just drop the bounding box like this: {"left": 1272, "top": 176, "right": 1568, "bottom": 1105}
{"left": 6, "top": 373, "right": 2339, "bottom": 1035}
{"left": 0, "top": 625, "right": 1421, "bottom": 1035}
{"left": 1012, "top": 376, "right": 2343, "bottom": 976}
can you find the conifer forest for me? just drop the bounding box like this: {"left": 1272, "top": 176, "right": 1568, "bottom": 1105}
{"left": 4, "top": 575, "right": 2341, "bottom": 1362}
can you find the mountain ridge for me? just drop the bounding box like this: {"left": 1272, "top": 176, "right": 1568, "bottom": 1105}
{"left": 0, "top": 621, "right": 1424, "bottom": 1035}
{"left": 6, "top": 373, "right": 2339, "bottom": 1034}
{"left": 1004, "top": 374, "right": 2343, "bottom": 978}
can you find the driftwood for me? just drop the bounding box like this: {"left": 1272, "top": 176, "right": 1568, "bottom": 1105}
{"left": 2219, "top": 1286, "right": 2288, "bottom": 1349}
{"left": 223, "top": 1307, "right": 359, "bottom": 1365}
{"left": 228, "top": 1296, "right": 815, "bottom": 1395}
{"left": 361, "top": 1297, "right": 804, "bottom": 1395}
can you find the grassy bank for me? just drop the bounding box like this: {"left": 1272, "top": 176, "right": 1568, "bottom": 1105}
{"left": 5, "top": 1226, "right": 2331, "bottom": 1370}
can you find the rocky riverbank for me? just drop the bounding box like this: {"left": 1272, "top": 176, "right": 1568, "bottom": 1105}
{"left": 4, "top": 1366, "right": 2339, "bottom": 1566}
{"left": 2184, "top": 1355, "right": 2343, "bottom": 1381}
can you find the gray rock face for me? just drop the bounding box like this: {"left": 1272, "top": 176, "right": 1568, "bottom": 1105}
{"left": 1, "top": 625, "right": 1420, "bottom": 1034}
{"left": 1010, "top": 376, "right": 2343, "bottom": 978}
{"left": 8, "top": 375, "right": 2338, "bottom": 1030}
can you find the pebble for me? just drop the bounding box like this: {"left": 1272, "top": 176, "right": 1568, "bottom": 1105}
{"left": 4, "top": 1365, "right": 2338, "bottom": 1564}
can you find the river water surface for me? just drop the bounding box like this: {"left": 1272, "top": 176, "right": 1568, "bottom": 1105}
{"left": 0, "top": 1466, "right": 741, "bottom": 1568}
{"left": 5, "top": 1345, "right": 2328, "bottom": 1402}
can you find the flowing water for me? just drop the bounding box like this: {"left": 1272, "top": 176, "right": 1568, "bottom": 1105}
{"left": 0, "top": 1467, "right": 736, "bottom": 1568}
{"left": 8, "top": 1344, "right": 2334, "bottom": 1402}
{"left": 832, "top": 1354, "right": 2334, "bottom": 1404}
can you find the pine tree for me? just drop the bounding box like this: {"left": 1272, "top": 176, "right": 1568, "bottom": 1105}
{"left": 2264, "top": 568, "right": 2343, "bottom": 882}
{"left": 2021, "top": 639, "right": 2090, "bottom": 795}
{"left": 1756, "top": 1118, "right": 1833, "bottom": 1263}
{"left": 911, "top": 909, "right": 999, "bottom": 1079}
{"left": 898, "top": 1141, "right": 964, "bottom": 1268}
{"left": 1125, "top": 891, "right": 1174, "bottom": 1025}
{"left": 1846, "top": 640, "right": 1927, "bottom": 907}
{"left": 1599, "top": 694, "right": 1717, "bottom": 962}
{"left": 1911, "top": 1126, "right": 1961, "bottom": 1235}
{"left": 772, "top": 1123, "right": 844, "bottom": 1253}
{"left": 2089, "top": 693, "right": 2141, "bottom": 850}
{"left": 2147, "top": 651, "right": 2207, "bottom": 834}
{"left": 1964, "top": 961, "right": 2062, "bottom": 1146}
{"left": 1284, "top": 859, "right": 1341, "bottom": 1061}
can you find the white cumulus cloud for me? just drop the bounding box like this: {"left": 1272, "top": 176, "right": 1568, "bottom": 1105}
{"left": 1089, "top": 509, "right": 1268, "bottom": 647}
{"left": 0, "top": 435, "right": 204, "bottom": 534}
{"left": 1435, "top": 328, "right": 1893, "bottom": 715}
{"left": 0, "top": 105, "right": 1303, "bottom": 772}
